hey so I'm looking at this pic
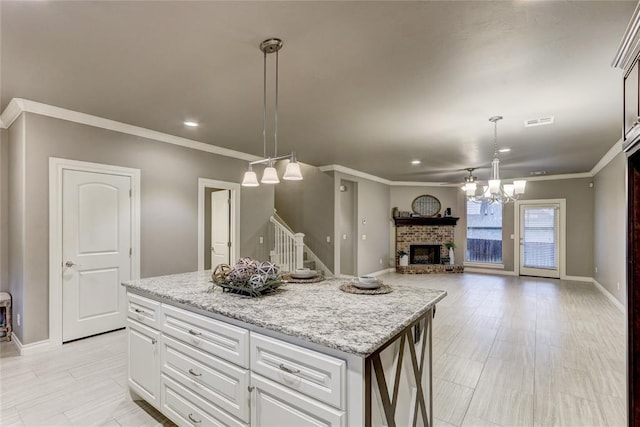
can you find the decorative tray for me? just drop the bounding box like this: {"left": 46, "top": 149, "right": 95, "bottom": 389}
{"left": 282, "top": 273, "right": 326, "bottom": 284}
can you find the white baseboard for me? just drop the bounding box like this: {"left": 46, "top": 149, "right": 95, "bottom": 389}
{"left": 367, "top": 268, "right": 395, "bottom": 277}
{"left": 592, "top": 279, "right": 625, "bottom": 312}
{"left": 561, "top": 275, "right": 593, "bottom": 282}
{"left": 11, "top": 333, "right": 51, "bottom": 355}
{"left": 464, "top": 267, "right": 517, "bottom": 276}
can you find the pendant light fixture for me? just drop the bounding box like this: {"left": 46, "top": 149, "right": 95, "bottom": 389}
{"left": 242, "top": 38, "right": 303, "bottom": 187}
{"left": 465, "top": 116, "right": 526, "bottom": 204}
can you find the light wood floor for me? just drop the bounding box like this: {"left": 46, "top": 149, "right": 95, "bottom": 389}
{"left": 0, "top": 273, "right": 626, "bottom": 426}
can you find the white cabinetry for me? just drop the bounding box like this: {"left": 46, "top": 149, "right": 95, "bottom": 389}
{"left": 251, "top": 374, "right": 346, "bottom": 427}
{"left": 127, "top": 318, "right": 160, "bottom": 408}
{"left": 127, "top": 293, "right": 349, "bottom": 426}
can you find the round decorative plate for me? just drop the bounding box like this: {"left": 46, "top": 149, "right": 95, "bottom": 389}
{"left": 411, "top": 195, "right": 441, "bottom": 217}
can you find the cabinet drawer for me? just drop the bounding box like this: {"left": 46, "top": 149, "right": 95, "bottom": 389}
{"left": 252, "top": 374, "right": 346, "bottom": 427}
{"left": 161, "top": 335, "right": 250, "bottom": 422}
{"left": 250, "top": 333, "right": 346, "bottom": 410}
{"left": 161, "top": 304, "right": 249, "bottom": 368}
{"left": 127, "top": 293, "right": 161, "bottom": 329}
{"left": 161, "top": 374, "right": 247, "bottom": 427}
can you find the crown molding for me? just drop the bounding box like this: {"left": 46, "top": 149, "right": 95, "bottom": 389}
{"left": 318, "top": 164, "right": 393, "bottom": 185}
{"left": 520, "top": 172, "right": 592, "bottom": 182}
{"left": 0, "top": 98, "right": 261, "bottom": 162}
{"left": 612, "top": 1, "right": 640, "bottom": 70}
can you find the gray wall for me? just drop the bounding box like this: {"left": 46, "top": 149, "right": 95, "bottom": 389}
{"left": 594, "top": 152, "right": 626, "bottom": 306}
{"left": 274, "top": 163, "right": 335, "bottom": 272}
{"left": 8, "top": 114, "right": 25, "bottom": 341}
{"left": 502, "top": 178, "right": 595, "bottom": 276}
{"left": 10, "top": 113, "right": 273, "bottom": 344}
{"left": 333, "top": 172, "right": 390, "bottom": 276}
{"left": 1, "top": 128, "right": 8, "bottom": 292}
{"left": 389, "top": 186, "right": 465, "bottom": 263}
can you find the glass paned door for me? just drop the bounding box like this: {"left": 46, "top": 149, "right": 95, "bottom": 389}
{"left": 519, "top": 204, "right": 560, "bottom": 278}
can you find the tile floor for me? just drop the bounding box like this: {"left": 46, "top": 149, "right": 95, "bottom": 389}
{"left": 0, "top": 273, "right": 627, "bottom": 426}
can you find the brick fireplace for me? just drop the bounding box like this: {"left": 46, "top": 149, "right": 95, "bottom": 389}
{"left": 394, "top": 217, "right": 463, "bottom": 274}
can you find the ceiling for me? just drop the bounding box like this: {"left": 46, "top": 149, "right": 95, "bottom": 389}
{"left": 1, "top": 1, "right": 635, "bottom": 183}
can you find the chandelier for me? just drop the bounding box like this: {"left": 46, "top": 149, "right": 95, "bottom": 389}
{"left": 242, "top": 38, "right": 302, "bottom": 187}
{"left": 464, "top": 116, "right": 526, "bottom": 204}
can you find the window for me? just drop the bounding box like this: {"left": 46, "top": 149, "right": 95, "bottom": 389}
{"left": 466, "top": 200, "right": 503, "bottom": 264}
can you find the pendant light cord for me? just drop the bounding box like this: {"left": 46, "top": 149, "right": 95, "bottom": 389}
{"left": 274, "top": 49, "right": 279, "bottom": 158}
{"left": 263, "top": 50, "right": 267, "bottom": 159}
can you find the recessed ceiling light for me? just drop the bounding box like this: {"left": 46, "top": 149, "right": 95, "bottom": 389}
{"left": 498, "top": 148, "right": 511, "bottom": 153}
{"left": 183, "top": 121, "right": 199, "bottom": 127}
{"left": 411, "top": 160, "right": 421, "bottom": 165}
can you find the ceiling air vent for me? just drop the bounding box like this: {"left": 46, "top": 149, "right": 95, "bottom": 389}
{"left": 524, "top": 116, "right": 554, "bottom": 127}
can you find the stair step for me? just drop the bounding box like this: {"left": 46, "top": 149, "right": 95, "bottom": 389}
{"left": 303, "top": 260, "right": 316, "bottom": 270}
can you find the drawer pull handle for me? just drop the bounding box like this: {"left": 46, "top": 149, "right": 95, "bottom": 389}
{"left": 151, "top": 338, "right": 156, "bottom": 345}
{"left": 279, "top": 363, "right": 300, "bottom": 374}
{"left": 188, "top": 368, "right": 202, "bottom": 377}
{"left": 188, "top": 413, "right": 202, "bottom": 424}
{"left": 133, "top": 308, "right": 144, "bottom": 313}
{"left": 188, "top": 329, "right": 201, "bottom": 336}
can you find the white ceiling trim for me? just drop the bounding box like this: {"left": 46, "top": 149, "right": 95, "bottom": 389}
{"left": 612, "top": 0, "right": 640, "bottom": 69}
{"left": 318, "top": 164, "right": 393, "bottom": 185}
{"left": 590, "top": 139, "right": 623, "bottom": 176}
{"left": 521, "top": 172, "right": 592, "bottom": 182}
{"left": 0, "top": 98, "right": 261, "bottom": 162}
{"left": 389, "top": 181, "right": 461, "bottom": 188}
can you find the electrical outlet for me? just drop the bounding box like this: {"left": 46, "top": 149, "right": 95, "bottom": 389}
{"left": 595, "top": 267, "right": 598, "bottom": 273}
{"left": 362, "top": 234, "right": 367, "bottom": 240}
{"left": 326, "top": 236, "right": 331, "bottom": 243}
{"left": 17, "top": 314, "right": 21, "bottom": 327}
{"left": 259, "top": 236, "right": 264, "bottom": 244}
{"left": 379, "top": 258, "right": 383, "bottom": 265}
{"left": 617, "top": 282, "right": 621, "bottom": 291}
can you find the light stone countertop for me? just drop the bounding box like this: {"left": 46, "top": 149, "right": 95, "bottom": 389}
{"left": 123, "top": 271, "right": 446, "bottom": 357}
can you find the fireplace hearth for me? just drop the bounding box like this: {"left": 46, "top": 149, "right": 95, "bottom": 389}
{"left": 410, "top": 244, "right": 441, "bottom": 265}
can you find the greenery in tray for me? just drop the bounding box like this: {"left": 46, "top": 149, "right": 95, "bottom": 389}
{"left": 209, "top": 257, "right": 285, "bottom": 297}
{"left": 444, "top": 242, "right": 456, "bottom": 249}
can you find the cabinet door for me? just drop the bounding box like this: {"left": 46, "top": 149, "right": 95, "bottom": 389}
{"left": 128, "top": 319, "right": 160, "bottom": 408}
{"left": 625, "top": 59, "right": 640, "bottom": 139}
{"left": 251, "top": 374, "right": 345, "bottom": 427}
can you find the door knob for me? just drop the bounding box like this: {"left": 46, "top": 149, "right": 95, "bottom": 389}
{"left": 65, "top": 261, "right": 82, "bottom": 268}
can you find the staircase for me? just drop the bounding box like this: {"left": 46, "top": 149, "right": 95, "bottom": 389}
{"left": 269, "top": 214, "right": 331, "bottom": 275}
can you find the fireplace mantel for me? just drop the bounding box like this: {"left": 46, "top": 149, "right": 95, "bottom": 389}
{"left": 394, "top": 217, "right": 459, "bottom": 226}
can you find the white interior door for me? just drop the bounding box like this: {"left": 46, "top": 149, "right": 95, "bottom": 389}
{"left": 62, "top": 169, "right": 131, "bottom": 342}
{"left": 211, "top": 190, "right": 230, "bottom": 267}
{"left": 519, "top": 203, "right": 560, "bottom": 278}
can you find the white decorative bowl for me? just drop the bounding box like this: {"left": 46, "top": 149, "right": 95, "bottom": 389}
{"left": 353, "top": 280, "right": 382, "bottom": 290}
{"left": 290, "top": 270, "right": 316, "bottom": 279}
{"left": 358, "top": 276, "right": 378, "bottom": 284}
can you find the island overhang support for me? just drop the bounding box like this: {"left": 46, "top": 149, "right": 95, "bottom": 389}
{"left": 364, "top": 307, "right": 433, "bottom": 427}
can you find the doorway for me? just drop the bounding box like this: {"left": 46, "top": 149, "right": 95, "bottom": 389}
{"left": 197, "top": 178, "right": 240, "bottom": 270}
{"left": 339, "top": 180, "right": 357, "bottom": 276}
{"left": 514, "top": 199, "right": 566, "bottom": 279}
{"left": 207, "top": 189, "right": 231, "bottom": 269}
{"left": 49, "top": 158, "right": 141, "bottom": 346}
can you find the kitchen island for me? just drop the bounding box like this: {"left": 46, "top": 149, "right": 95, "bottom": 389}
{"left": 123, "top": 271, "right": 446, "bottom": 427}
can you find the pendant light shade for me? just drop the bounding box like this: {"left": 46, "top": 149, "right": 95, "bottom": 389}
{"left": 513, "top": 180, "right": 527, "bottom": 194}
{"left": 241, "top": 165, "right": 259, "bottom": 187}
{"left": 283, "top": 155, "right": 303, "bottom": 181}
{"left": 261, "top": 164, "right": 280, "bottom": 184}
